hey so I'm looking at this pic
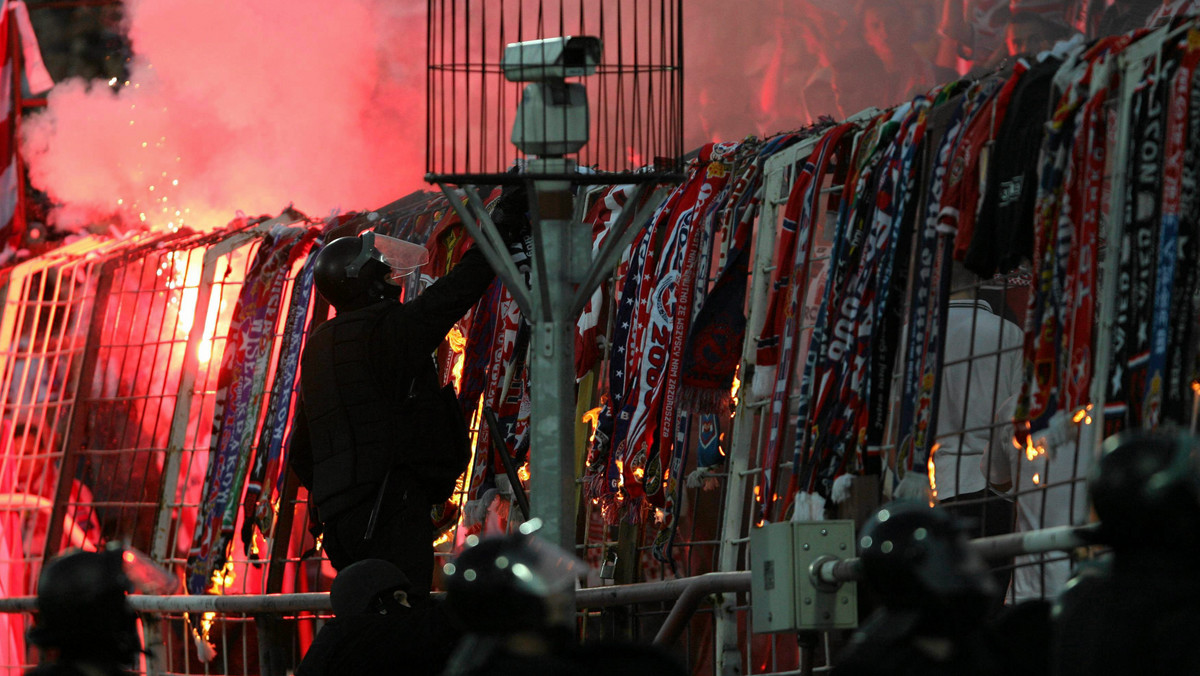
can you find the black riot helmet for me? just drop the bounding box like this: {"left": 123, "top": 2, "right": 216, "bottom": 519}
{"left": 442, "top": 519, "right": 586, "bottom": 634}
{"left": 27, "top": 548, "right": 141, "bottom": 666}
{"left": 313, "top": 231, "right": 429, "bottom": 312}
{"left": 858, "top": 500, "right": 997, "bottom": 621}
{"left": 330, "top": 558, "right": 412, "bottom": 618}
{"left": 1091, "top": 428, "right": 1200, "bottom": 555}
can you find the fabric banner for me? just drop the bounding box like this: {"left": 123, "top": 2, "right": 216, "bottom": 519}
{"left": 241, "top": 228, "right": 320, "bottom": 557}
{"left": 187, "top": 225, "right": 307, "bottom": 594}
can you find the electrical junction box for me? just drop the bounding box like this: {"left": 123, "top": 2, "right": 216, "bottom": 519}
{"left": 750, "top": 520, "right": 858, "bottom": 633}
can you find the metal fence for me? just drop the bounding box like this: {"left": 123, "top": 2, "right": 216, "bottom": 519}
{"left": 0, "top": 20, "right": 1191, "bottom": 676}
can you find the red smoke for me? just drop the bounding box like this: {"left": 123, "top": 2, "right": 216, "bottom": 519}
{"left": 20, "top": 0, "right": 949, "bottom": 234}
{"left": 21, "top": 0, "right": 426, "bottom": 233}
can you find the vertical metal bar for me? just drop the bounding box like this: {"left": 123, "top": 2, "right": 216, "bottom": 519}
{"left": 44, "top": 257, "right": 117, "bottom": 561}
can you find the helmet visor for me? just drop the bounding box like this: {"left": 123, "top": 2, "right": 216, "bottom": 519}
{"left": 353, "top": 231, "right": 429, "bottom": 300}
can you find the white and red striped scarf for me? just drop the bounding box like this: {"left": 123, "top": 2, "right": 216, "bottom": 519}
{"left": 618, "top": 146, "right": 728, "bottom": 513}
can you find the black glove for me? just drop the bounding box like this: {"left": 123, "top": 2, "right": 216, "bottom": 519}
{"left": 492, "top": 173, "right": 531, "bottom": 248}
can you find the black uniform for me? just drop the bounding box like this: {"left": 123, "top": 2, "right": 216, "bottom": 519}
{"left": 290, "top": 245, "right": 495, "bottom": 598}
{"left": 295, "top": 600, "right": 461, "bottom": 676}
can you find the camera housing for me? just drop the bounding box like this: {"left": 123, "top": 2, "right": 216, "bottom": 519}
{"left": 502, "top": 36, "right": 602, "bottom": 157}
{"left": 501, "top": 36, "right": 601, "bottom": 82}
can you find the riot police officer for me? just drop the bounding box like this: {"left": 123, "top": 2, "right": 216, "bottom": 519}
{"left": 441, "top": 520, "right": 687, "bottom": 676}
{"left": 1052, "top": 429, "right": 1200, "bottom": 676}
{"left": 289, "top": 183, "right": 530, "bottom": 603}
{"left": 25, "top": 548, "right": 142, "bottom": 676}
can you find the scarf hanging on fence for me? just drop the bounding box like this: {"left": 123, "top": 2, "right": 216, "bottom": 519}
{"left": 241, "top": 227, "right": 320, "bottom": 557}
{"left": 753, "top": 123, "right": 855, "bottom": 521}
{"left": 853, "top": 99, "right": 932, "bottom": 473}
{"left": 1062, "top": 76, "right": 1110, "bottom": 420}
{"left": 895, "top": 91, "right": 971, "bottom": 481}
{"left": 1147, "top": 40, "right": 1200, "bottom": 426}
{"left": 621, "top": 144, "right": 733, "bottom": 515}
{"left": 585, "top": 211, "right": 659, "bottom": 523}
{"left": 576, "top": 185, "right": 635, "bottom": 379}
{"left": 801, "top": 106, "right": 923, "bottom": 501}
{"left": 789, "top": 118, "right": 890, "bottom": 513}
{"left": 1104, "top": 75, "right": 1153, "bottom": 435}
{"left": 462, "top": 286, "right": 526, "bottom": 529}
{"left": 653, "top": 141, "right": 755, "bottom": 562}
{"left": 680, "top": 136, "right": 796, "bottom": 417}
{"left": 1166, "top": 33, "right": 1200, "bottom": 422}
{"left": 1134, "top": 57, "right": 1174, "bottom": 428}
{"left": 187, "top": 225, "right": 306, "bottom": 595}
{"left": 1017, "top": 54, "right": 1091, "bottom": 439}
{"left": 606, "top": 202, "right": 672, "bottom": 520}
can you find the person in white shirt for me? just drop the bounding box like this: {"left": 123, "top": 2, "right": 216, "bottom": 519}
{"left": 931, "top": 263, "right": 1024, "bottom": 600}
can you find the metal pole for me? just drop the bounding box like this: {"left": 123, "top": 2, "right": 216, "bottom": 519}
{"left": 809, "top": 523, "right": 1103, "bottom": 587}
{"left": 526, "top": 158, "right": 582, "bottom": 551}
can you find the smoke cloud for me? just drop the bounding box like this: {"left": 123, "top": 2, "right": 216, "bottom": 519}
{"left": 21, "top": 0, "right": 954, "bottom": 233}
{"left": 22, "top": 0, "right": 426, "bottom": 232}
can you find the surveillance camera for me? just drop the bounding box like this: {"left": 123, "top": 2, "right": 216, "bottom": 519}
{"left": 511, "top": 81, "right": 589, "bottom": 156}
{"left": 502, "top": 36, "right": 602, "bottom": 82}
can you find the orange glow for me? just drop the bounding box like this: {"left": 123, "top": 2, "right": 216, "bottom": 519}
{"left": 161, "top": 249, "right": 222, "bottom": 364}
{"left": 927, "top": 444, "right": 938, "bottom": 505}
{"left": 517, "top": 464, "right": 530, "bottom": 483}
{"left": 1192, "top": 380, "right": 1200, "bottom": 396}
{"left": 1024, "top": 436, "right": 1047, "bottom": 462}
{"left": 1032, "top": 473, "right": 1041, "bottom": 485}
{"left": 730, "top": 371, "right": 742, "bottom": 409}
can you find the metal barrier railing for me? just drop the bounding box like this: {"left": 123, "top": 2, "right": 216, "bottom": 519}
{"left": 0, "top": 521, "right": 1104, "bottom": 676}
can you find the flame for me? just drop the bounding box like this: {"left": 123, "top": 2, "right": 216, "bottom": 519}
{"left": 927, "top": 444, "right": 938, "bottom": 505}
{"left": 206, "top": 561, "right": 236, "bottom": 594}
{"left": 188, "top": 610, "right": 217, "bottom": 653}
{"left": 1032, "top": 473, "right": 1041, "bottom": 485}
{"left": 517, "top": 464, "right": 530, "bottom": 483}
{"left": 730, "top": 370, "right": 742, "bottom": 409}
{"left": 447, "top": 327, "right": 466, "bottom": 391}
{"left": 1192, "top": 380, "right": 1200, "bottom": 396}
{"left": 1024, "top": 436, "right": 1049, "bottom": 463}
{"left": 581, "top": 406, "right": 602, "bottom": 445}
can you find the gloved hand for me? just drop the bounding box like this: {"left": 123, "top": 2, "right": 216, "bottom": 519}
{"left": 492, "top": 172, "right": 532, "bottom": 248}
